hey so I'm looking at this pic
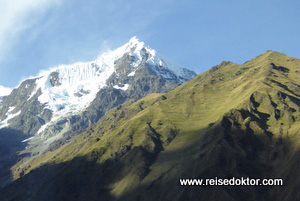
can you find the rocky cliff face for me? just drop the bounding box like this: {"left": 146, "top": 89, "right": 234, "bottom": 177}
{"left": 0, "top": 37, "right": 196, "bottom": 187}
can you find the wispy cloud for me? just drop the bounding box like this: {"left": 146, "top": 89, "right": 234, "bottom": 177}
{"left": 0, "top": 85, "right": 12, "bottom": 96}
{"left": 0, "top": 0, "right": 61, "bottom": 62}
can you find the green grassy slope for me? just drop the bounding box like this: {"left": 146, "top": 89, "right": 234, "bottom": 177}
{"left": 2, "top": 51, "right": 300, "bottom": 201}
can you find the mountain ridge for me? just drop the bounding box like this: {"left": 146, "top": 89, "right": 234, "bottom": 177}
{"left": 1, "top": 50, "right": 300, "bottom": 200}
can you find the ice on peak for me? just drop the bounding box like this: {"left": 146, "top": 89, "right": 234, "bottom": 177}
{"left": 129, "top": 36, "right": 139, "bottom": 43}
{"left": 128, "top": 36, "right": 144, "bottom": 47}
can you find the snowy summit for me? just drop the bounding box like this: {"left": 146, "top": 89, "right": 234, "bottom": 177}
{"left": 27, "top": 37, "right": 195, "bottom": 121}
{"left": 0, "top": 36, "right": 196, "bottom": 140}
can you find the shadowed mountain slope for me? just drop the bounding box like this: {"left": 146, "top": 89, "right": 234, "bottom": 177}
{"left": 1, "top": 51, "right": 300, "bottom": 201}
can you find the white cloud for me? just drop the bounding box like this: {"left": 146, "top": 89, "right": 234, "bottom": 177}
{"left": 0, "top": 85, "right": 12, "bottom": 96}
{"left": 0, "top": 0, "right": 61, "bottom": 62}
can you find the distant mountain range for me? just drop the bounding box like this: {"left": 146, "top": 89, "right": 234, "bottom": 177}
{"left": 1, "top": 42, "right": 300, "bottom": 200}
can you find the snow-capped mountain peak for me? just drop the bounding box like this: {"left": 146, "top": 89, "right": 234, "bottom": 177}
{"left": 127, "top": 36, "right": 145, "bottom": 49}
{"left": 0, "top": 36, "right": 196, "bottom": 161}
{"left": 31, "top": 37, "right": 145, "bottom": 120}
{"left": 26, "top": 37, "right": 194, "bottom": 122}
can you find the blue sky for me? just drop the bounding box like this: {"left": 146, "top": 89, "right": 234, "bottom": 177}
{"left": 1, "top": 0, "right": 300, "bottom": 89}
